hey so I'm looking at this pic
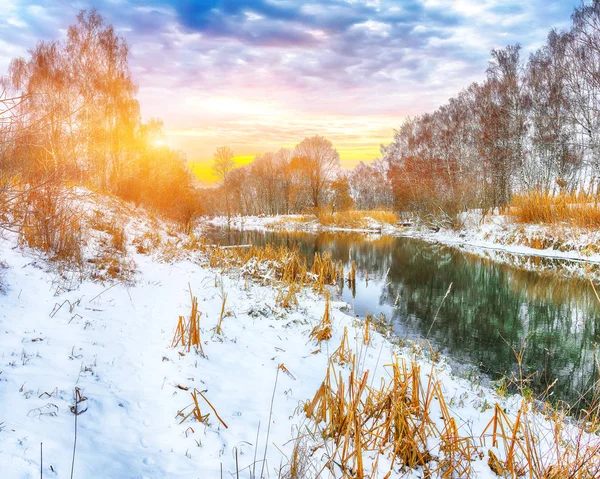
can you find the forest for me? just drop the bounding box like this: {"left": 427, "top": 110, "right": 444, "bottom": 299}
{"left": 6, "top": 4, "right": 600, "bottom": 231}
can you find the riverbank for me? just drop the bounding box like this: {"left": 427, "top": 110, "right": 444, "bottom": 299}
{"left": 1, "top": 199, "right": 599, "bottom": 477}
{"left": 206, "top": 211, "right": 600, "bottom": 280}
{"left": 207, "top": 211, "right": 401, "bottom": 234}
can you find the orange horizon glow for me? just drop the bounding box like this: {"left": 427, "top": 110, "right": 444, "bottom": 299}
{"left": 157, "top": 98, "right": 399, "bottom": 185}
{"left": 187, "top": 146, "right": 385, "bottom": 185}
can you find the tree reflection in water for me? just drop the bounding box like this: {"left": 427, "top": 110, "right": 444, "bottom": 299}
{"left": 204, "top": 227, "right": 600, "bottom": 408}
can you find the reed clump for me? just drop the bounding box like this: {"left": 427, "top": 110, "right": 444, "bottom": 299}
{"left": 206, "top": 243, "right": 341, "bottom": 293}
{"left": 364, "top": 210, "right": 399, "bottom": 225}
{"left": 172, "top": 288, "right": 205, "bottom": 356}
{"left": 317, "top": 209, "right": 369, "bottom": 229}
{"left": 311, "top": 252, "right": 343, "bottom": 293}
{"left": 276, "top": 281, "right": 299, "bottom": 309}
{"left": 511, "top": 190, "right": 600, "bottom": 228}
{"left": 301, "top": 352, "right": 600, "bottom": 478}
{"left": 310, "top": 292, "right": 332, "bottom": 343}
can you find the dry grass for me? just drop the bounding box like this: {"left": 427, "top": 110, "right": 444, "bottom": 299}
{"left": 511, "top": 190, "right": 600, "bottom": 227}
{"left": 317, "top": 209, "right": 398, "bottom": 228}
{"left": 215, "top": 293, "right": 228, "bottom": 336}
{"left": 89, "top": 211, "right": 128, "bottom": 254}
{"left": 88, "top": 255, "right": 136, "bottom": 284}
{"left": 172, "top": 287, "right": 205, "bottom": 356}
{"left": 301, "top": 350, "right": 600, "bottom": 478}
{"left": 363, "top": 209, "right": 399, "bottom": 225}
{"left": 177, "top": 388, "right": 228, "bottom": 429}
{"left": 311, "top": 252, "right": 344, "bottom": 293}
{"left": 204, "top": 243, "right": 343, "bottom": 294}
{"left": 270, "top": 215, "right": 315, "bottom": 227}
{"left": 271, "top": 210, "right": 398, "bottom": 230}
{"left": 19, "top": 186, "right": 83, "bottom": 264}
{"left": 317, "top": 210, "right": 370, "bottom": 229}
{"left": 276, "top": 281, "right": 299, "bottom": 309}
{"left": 310, "top": 292, "right": 333, "bottom": 343}
{"left": 132, "top": 230, "right": 161, "bottom": 254}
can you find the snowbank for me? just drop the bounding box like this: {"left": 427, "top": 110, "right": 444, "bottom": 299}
{"left": 0, "top": 202, "right": 597, "bottom": 477}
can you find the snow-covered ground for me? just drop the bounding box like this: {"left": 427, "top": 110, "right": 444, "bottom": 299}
{"left": 1, "top": 200, "right": 598, "bottom": 477}
{"left": 207, "top": 214, "right": 399, "bottom": 234}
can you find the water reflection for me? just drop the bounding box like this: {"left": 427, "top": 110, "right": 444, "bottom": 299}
{"left": 204, "top": 227, "right": 600, "bottom": 407}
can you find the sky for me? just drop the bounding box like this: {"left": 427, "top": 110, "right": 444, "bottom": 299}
{"left": 0, "top": 0, "right": 581, "bottom": 184}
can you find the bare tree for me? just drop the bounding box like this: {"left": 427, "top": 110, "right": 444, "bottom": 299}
{"left": 212, "top": 146, "right": 235, "bottom": 183}
{"left": 293, "top": 135, "right": 340, "bottom": 209}
{"left": 212, "top": 146, "right": 236, "bottom": 221}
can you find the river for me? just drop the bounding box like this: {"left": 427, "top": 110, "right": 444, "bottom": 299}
{"left": 204, "top": 227, "right": 600, "bottom": 408}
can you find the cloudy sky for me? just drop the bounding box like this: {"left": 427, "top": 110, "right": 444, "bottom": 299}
{"left": 0, "top": 0, "right": 580, "bottom": 183}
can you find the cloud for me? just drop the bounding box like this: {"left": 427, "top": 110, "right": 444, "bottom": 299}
{"left": 0, "top": 0, "right": 581, "bottom": 170}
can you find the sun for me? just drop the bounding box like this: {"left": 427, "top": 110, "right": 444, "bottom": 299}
{"left": 153, "top": 138, "right": 166, "bottom": 147}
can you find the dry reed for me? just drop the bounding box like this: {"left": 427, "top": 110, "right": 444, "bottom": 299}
{"left": 301, "top": 351, "right": 600, "bottom": 478}
{"left": 511, "top": 190, "right": 600, "bottom": 228}
{"left": 172, "top": 287, "right": 205, "bottom": 356}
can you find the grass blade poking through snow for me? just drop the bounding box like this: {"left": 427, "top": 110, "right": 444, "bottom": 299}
{"left": 310, "top": 292, "right": 332, "bottom": 344}
{"left": 216, "top": 293, "right": 227, "bottom": 336}
{"left": 172, "top": 286, "right": 205, "bottom": 356}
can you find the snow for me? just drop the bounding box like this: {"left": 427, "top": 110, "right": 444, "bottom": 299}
{"left": 206, "top": 214, "right": 399, "bottom": 234}
{"left": 0, "top": 200, "right": 597, "bottom": 477}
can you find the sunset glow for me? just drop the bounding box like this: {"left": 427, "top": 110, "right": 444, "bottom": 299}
{"left": 0, "top": 0, "right": 579, "bottom": 184}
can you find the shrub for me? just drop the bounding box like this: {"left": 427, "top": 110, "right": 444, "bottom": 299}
{"left": 511, "top": 191, "right": 600, "bottom": 227}
{"left": 19, "top": 186, "right": 82, "bottom": 264}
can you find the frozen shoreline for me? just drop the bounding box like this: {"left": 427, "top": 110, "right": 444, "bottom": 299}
{"left": 206, "top": 213, "right": 600, "bottom": 279}
{"left": 0, "top": 201, "right": 598, "bottom": 477}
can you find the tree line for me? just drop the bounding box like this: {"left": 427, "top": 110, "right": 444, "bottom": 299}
{"left": 381, "top": 1, "right": 600, "bottom": 219}
{"left": 7, "top": 3, "right": 600, "bottom": 228}
{"left": 207, "top": 138, "right": 392, "bottom": 218}
{"left": 209, "top": 1, "right": 600, "bottom": 221}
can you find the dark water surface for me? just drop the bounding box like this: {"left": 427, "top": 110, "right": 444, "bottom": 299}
{"left": 205, "top": 227, "right": 600, "bottom": 407}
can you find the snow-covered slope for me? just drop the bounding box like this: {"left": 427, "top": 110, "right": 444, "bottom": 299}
{"left": 1, "top": 200, "right": 598, "bottom": 478}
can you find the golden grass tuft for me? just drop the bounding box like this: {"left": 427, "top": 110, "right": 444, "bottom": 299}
{"left": 511, "top": 190, "right": 600, "bottom": 227}
{"left": 317, "top": 209, "right": 369, "bottom": 229}
{"left": 364, "top": 209, "right": 399, "bottom": 225}
{"left": 205, "top": 243, "right": 342, "bottom": 294}
{"left": 310, "top": 292, "right": 332, "bottom": 343}
{"left": 276, "top": 281, "right": 299, "bottom": 309}
{"left": 172, "top": 287, "right": 205, "bottom": 356}
{"left": 301, "top": 351, "right": 600, "bottom": 478}
{"left": 316, "top": 209, "right": 398, "bottom": 229}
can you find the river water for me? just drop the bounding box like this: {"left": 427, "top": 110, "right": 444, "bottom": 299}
{"left": 204, "top": 227, "right": 600, "bottom": 408}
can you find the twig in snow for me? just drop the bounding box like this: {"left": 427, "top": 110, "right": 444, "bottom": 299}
{"left": 69, "top": 387, "right": 88, "bottom": 479}
{"left": 87, "top": 282, "right": 121, "bottom": 304}
{"left": 252, "top": 421, "right": 261, "bottom": 479}
{"left": 260, "top": 366, "right": 280, "bottom": 478}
